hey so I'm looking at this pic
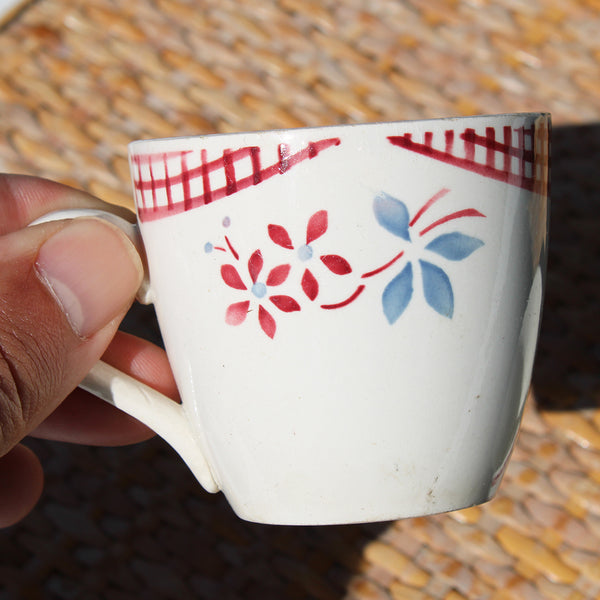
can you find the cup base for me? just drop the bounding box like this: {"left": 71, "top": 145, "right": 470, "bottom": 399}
{"left": 227, "top": 490, "right": 496, "bottom": 526}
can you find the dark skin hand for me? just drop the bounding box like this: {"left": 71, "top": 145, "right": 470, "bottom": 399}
{"left": 0, "top": 174, "right": 178, "bottom": 527}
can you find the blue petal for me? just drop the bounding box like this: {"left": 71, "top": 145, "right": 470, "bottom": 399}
{"left": 373, "top": 192, "right": 411, "bottom": 240}
{"left": 425, "top": 232, "right": 484, "bottom": 261}
{"left": 420, "top": 260, "right": 454, "bottom": 318}
{"left": 382, "top": 262, "right": 413, "bottom": 324}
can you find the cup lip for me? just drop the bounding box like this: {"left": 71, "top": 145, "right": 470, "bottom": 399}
{"left": 128, "top": 112, "right": 551, "bottom": 152}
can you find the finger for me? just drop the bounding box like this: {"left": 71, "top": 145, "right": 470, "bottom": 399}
{"left": 0, "top": 444, "right": 43, "bottom": 528}
{"left": 0, "top": 218, "right": 143, "bottom": 457}
{"left": 32, "top": 331, "right": 179, "bottom": 446}
{"left": 102, "top": 331, "right": 179, "bottom": 402}
{"left": 0, "top": 174, "right": 135, "bottom": 235}
{"left": 29, "top": 388, "right": 154, "bottom": 446}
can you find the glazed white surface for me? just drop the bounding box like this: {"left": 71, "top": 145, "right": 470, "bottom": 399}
{"left": 130, "top": 115, "right": 549, "bottom": 524}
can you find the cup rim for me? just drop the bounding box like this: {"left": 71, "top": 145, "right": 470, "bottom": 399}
{"left": 128, "top": 112, "right": 551, "bottom": 151}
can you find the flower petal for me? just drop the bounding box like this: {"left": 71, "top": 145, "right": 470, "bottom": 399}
{"left": 266, "top": 264, "right": 291, "bottom": 286}
{"left": 270, "top": 295, "right": 301, "bottom": 312}
{"left": 425, "top": 232, "right": 484, "bottom": 261}
{"left": 268, "top": 224, "right": 294, "bottom": 249}
{"left": 306, "top": 210, "right": 328, "bottom": 244}
{"left": 320, "top": 254, "right": 352, "bottom": 275}
{"left": 221, "top": 264, "right": 247, "bottom": 290}
{"left": 382, "top": 262, "right": 413, "bottom": 324}
{"left": 258, "top": 305, "right": 276, "bottom": 339}
{"left": 420, "top": 260, "right": 454, "bottom": 318}
{"left": 302, "top": 268, "right": 319, "bottom": 300}
{"left": 373, "top": 192, "right": 411, "bottom": 240}
{"left": 225, "top": 301, "right": 250, "bottom": 325}
{"left": 248, "top": 249, "right": 263, "bottom": 284}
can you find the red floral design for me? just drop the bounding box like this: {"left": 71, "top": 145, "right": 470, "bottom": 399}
{"left": 268, "top": 210, "right": 352, "bottom": 301}
{"left": 221, "top": 250, "right": 299, "bottom": 339}
{"left": 301, "top": 269, "right": 319, "bottom": 301}
{"left": 267, "top": 225, "right": 293, "bottom": 249}
{"left": 320, "top": 255, "right": 352, "bottom": 275}
{"left": 306, "top": 210, "right": 328, "bottom": 244}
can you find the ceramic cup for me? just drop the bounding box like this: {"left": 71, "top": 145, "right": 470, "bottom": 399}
{"left": 35, "top": 114, "right": 550, "bottom": 525}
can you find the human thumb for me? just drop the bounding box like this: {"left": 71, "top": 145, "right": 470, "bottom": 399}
{"left": 0, "top": 217, "right": 143, "bottom": 457}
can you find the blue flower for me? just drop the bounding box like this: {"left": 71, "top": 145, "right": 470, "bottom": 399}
{"left": 373, "top": 192, "right": 411, "bottom": 241}
{"left": 368, "top": 190, "right": 485, "bottom": 323}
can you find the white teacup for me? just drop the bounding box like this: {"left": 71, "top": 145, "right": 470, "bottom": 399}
{"left": 37, "top": 114, "right": 550, "bottom": 525}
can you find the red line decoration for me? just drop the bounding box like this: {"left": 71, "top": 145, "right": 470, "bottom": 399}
{"left": 409, "top": 188, "right": 449, "bottom": 227}
{"left": 321, "top": 285, "right": 366, "bottom": 310}
{"left": 132, "top": 138, "right": 341, "bottom": 222}
{"left": 418, "top": 208, "right": 485, "bottom": 237}
{"left": 388, "top": 125, "right": 538, "bottom": 191}
{"left": 361, "top": 250, "right": 404, "bottom": 279}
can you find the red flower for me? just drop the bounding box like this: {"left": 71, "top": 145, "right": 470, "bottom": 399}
{"left": 221, "top": 250, "right": 300, "bottom": 339}
{"left": 268, "top": 210, "right": 352, "bottom": 301}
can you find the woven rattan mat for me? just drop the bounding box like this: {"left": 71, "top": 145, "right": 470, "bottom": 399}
{"left": 1, "top": 1, "right": 600, "bottom": 598}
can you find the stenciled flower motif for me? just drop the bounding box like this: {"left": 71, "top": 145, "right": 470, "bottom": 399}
{"left": 366, "top": 189, "right": 485, "bottom": 323}
{"left": 221, "top": 250, "right": 300, "bottom": 338}
{"left": 268, "top": 210, "right": 352, "bottom": 301}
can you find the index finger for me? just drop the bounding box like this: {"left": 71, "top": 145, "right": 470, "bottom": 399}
{"left": 0, "top": 174, "right": 135, "bottom": 235}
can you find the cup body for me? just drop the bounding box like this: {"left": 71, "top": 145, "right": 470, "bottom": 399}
{"left": 129, "top": 114, "right": 549, "bottom": 525}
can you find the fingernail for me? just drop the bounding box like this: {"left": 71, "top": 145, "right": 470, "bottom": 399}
{"left": 36, "top": 219, "right": 143, "bottom": 338}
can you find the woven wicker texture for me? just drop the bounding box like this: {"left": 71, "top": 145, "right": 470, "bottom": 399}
{"left": 0, "top": 0, "right": 599, "bottom": 598}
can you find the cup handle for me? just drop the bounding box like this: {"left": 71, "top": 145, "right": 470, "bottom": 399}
{"left": 81, "top": 360, "right": 219, "bottom": 492}
{"left": 29, "top": 208, "right": 220, "bottom": 493}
